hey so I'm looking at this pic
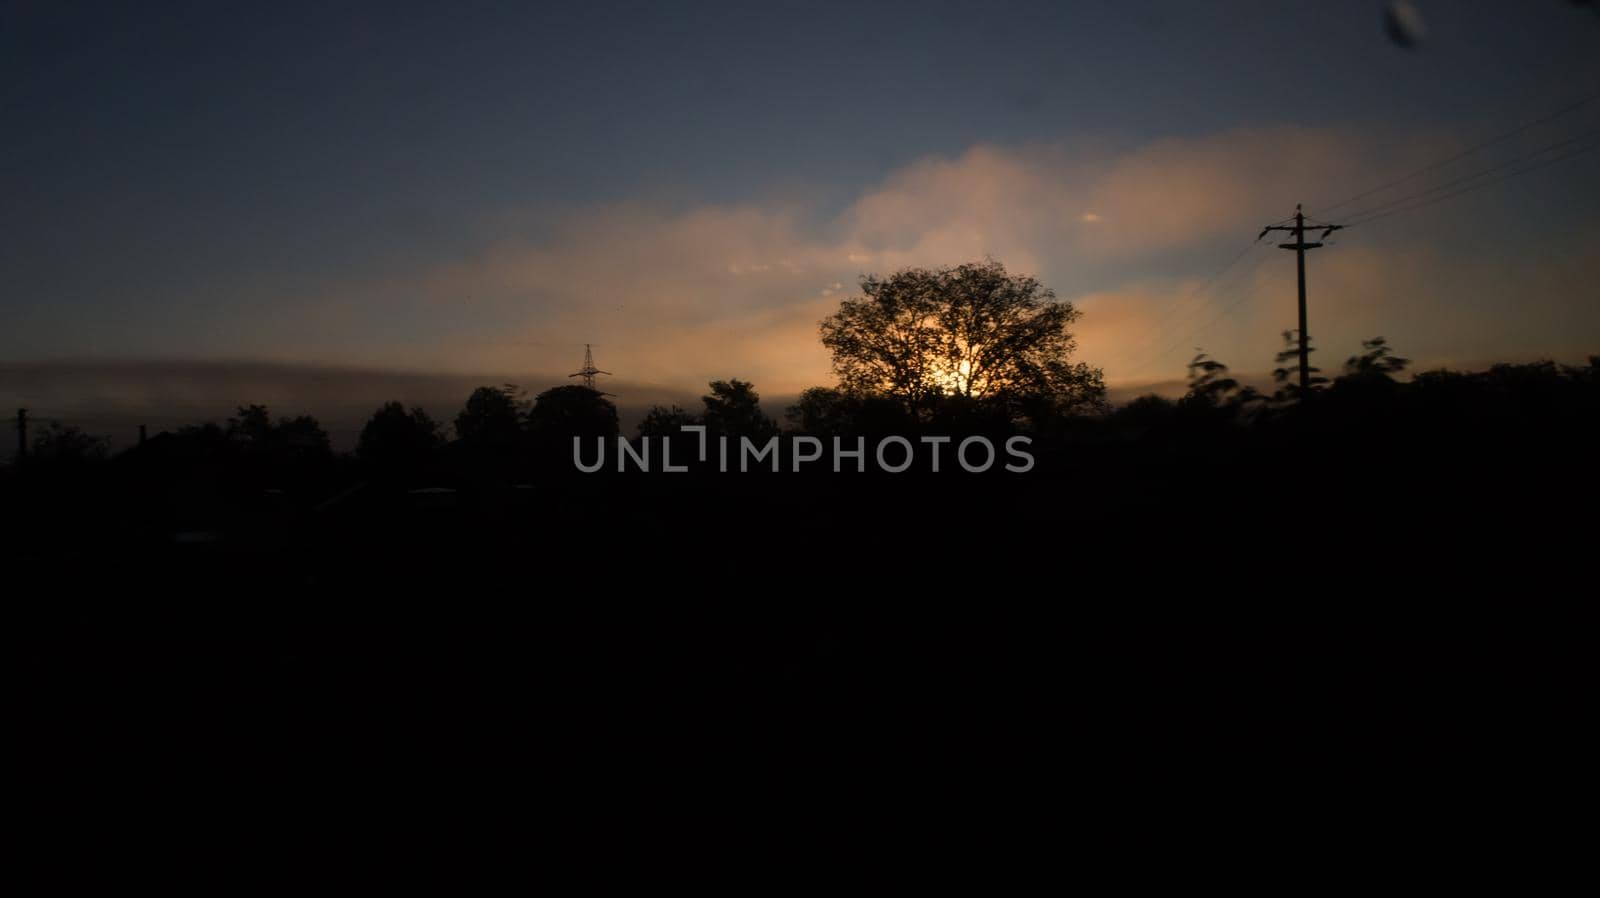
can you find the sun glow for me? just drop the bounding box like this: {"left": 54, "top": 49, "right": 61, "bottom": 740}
{"left": 928, "top": 359, "right": 987, "bottom": 397}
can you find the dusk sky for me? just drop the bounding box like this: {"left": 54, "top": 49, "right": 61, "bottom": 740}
{"left": 4, "top": 1, "right": 1600, "bottom": 429}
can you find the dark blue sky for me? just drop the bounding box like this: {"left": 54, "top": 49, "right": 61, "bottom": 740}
{"left": 3, "top": 1, "right": 1599, "bottom": 398}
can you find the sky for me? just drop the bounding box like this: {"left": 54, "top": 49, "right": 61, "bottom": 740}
{"left": 3, "top": 1, "right": 1600, "bottom": 439}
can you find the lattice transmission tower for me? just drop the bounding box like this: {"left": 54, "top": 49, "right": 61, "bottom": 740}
{"left": 568, "top": 344, "right": 613, "bottom": 394}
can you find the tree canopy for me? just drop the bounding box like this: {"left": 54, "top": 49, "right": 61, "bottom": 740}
{"left": 358, "top": 402, "right": 444, "bottom": 466}
{"left": 225, "top": 404, "right": 331, "bottom": 460}
{"left": 700, "top": 379, "right": 777, "bottom": 439}
{"left": 638, "top": 404, "right": 698, "bottom": 439}
{"left": 30, "top": 422, "right": 109, "bottom": 464}
{"left": 818, "top": 259, "right": 1105, "bottom": 420}
{"left": 527, "top": 385, "right": 619, "bottom": 440}
{"left": 454, "top": 385, "right": 526, "bottom": 448}
{"left": 637, "top": 380, "right": 778, "bottom": 440}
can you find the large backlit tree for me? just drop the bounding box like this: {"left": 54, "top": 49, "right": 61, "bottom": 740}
{"left": 818, "top": 259, "right": 1105, "bottom": 420}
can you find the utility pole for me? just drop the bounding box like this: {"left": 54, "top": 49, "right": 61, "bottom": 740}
{"left": 15, "top": 408, "right": 27, "bottom": 465}
{"left": 1261, "top": 205, "right": 1342, "bottom": 392}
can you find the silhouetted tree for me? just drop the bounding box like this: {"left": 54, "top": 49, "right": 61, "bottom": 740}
{"left": 455, "top": 385, "right": 525, "bottom": 448}
{"left": 169, "top": 422, "right": 230, "bottom": 460}
{"left": 1571, "top": 355, "right": 1600, "bottom": 386}
{"left": 1111, "top": 394, "right": 1178, "bottom": 431}
{"left": 1180, "top": 352, "right": 1261, "bottom": 415}
{"left": 31, "top": 422, "right": 109, "bottom": 463}
{"left": 819, "top": 259, "right": 1105, "bottom": 420}
{"left": 786, "top": 387, "right": 853, "bottom": 435}
{"left": 1343, "top": 337, "right": 1410, "bottom": 380}
{"left": 274, "top": 415, "right": 332, "bottom": 459}
{"left": 1004, "top": 360, "right": 1110, "bottom": 426}
{"left": 638, "top": 404, "right": 700, "bottom": 438}
{"left": 1183, "top": 353, "right": 1240, "bottom": 404}
{"left": 527, "top": 385, "right": 619, "bottom": 440}
{"left": 785, "top": 387, "right": 912, "bottom": 437}
{"left": 225, "top": 405, "right": 330, "bottom": 460}
{"left": 358, "top": 402, "right": 444, "bottom": 466}
{"left": 701, "top": 379, "right": 777, "bottom": 439}
{"left": 1328, "top": 337, "right": 1411, "bottom": 410}
{"left": 227, "top": 404, "right": 274, "bottom": 448}
{"left": 1271, "top": 329, "right": 1328, "bottom": 402}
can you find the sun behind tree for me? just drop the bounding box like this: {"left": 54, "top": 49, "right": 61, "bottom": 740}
{"left": 818, "top": 259, "right": 1105, "bottom": 421}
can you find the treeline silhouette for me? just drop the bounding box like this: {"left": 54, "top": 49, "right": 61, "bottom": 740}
{"left": 6, "top": 337, "right": 1594, "bottom": 596}
{"left": 9, "top": 337, "right": 1595, "bottom": 865}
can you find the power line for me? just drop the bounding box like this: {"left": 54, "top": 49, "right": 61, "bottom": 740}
{"left": 1136, "top": 137, "right": 1597, "bottom": 382}
{"left": 1115, "top": 242, "right": 1274, "bottom": 380}
{"left": 1144, "top": 283, "right": 1267, "bottom": 377}
{"left": 1118, "top": 96, "right": 1600, "bottom": 385}
{"left": 1310, "top": 90, "right": 1600, "bottom": 217}
{"left": 1339, "top": 127, "right": 1600, "bottom": 223}
{"left": 1130, "top": 291, "right": 1258, "bottom": 382}
{"left": 1115, "top": 203, "right": 1372, "bottom": 378}
{"left": 1107, "top": 240, "right": 1263, "bottom": 370}
{"left": 1345, "top": 135, "right": 1600, "bottom": 227}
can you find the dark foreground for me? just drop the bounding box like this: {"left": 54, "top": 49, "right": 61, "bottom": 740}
{"left": 6, "top": 379, "right": 1596, "bottom": 880}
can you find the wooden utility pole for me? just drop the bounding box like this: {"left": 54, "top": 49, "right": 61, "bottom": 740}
{"left": 1261, "top": 205, "right": 1342, "bottom": 392}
